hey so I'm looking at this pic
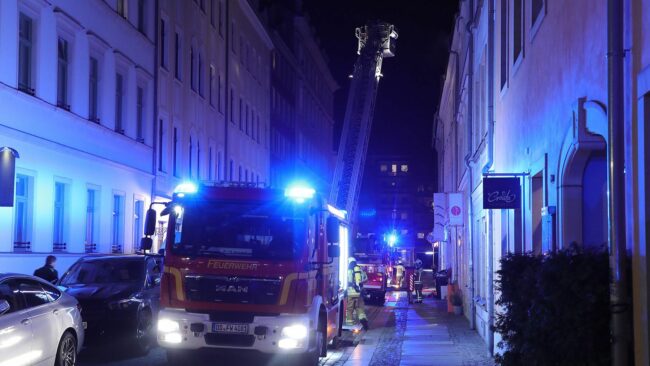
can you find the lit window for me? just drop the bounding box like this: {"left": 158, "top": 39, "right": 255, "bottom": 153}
{"left": 391, "top": 164, "right": 397, "bottom": 174}
{"left": 400, "top": 164, "right": 408, "bottom": 173}
{"left": 418, "top": 232, "right": 425, "bottom": 239}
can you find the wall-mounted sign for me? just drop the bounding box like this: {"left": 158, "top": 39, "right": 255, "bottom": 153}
{"left": 432, "top": 193, "right": 447, "bottom": 242}
{"left": 448, "top": 193, "right": 463, "bottom": 226}
{"left": 483, "top": 177, "right": 521, "bottom": 209}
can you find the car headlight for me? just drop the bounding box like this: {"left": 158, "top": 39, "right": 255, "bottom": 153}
{"left": 278, "top": 338, "right": 300, "bottom": 349}
{"left": 281, "top": 324, "right": 308, "bottom": 339}
{"left": 158, "top": 318, "right": 180, "bottom": 333}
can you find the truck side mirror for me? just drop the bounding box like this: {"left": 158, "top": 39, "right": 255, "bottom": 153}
{"left": 326, "top": 217, "right": 340, "bottom": 244}
{"left": 140, "top": 237, "right": 153, "bottom": 251}
{"left": 144, "top": 208, "right": 157, "bottom": 236}
{"left": 328, "top": 245, "right": 340, "bottom": 258}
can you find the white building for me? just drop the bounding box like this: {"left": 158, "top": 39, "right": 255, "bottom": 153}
{"left": 0, "top": 0, "right": 156, "bottom": 273}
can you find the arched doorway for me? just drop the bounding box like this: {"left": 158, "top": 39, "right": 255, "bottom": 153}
{"left": 557, "top": 99, "right": 608, "bottom": 249}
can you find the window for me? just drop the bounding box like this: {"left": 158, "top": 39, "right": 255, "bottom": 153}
{"left": 245, "top": 104, "right": 249, "bottom": 135}
{"left": 218, "top": 75, "right": 223, "bottom": 112}
{"left": 513, "top": 0, "right": 523, "bottom": 62}
{"left": 391, "top": 164, "right": 397, "bottom": 175}
{"left": 229, "top": 159, "right": 234, "bottom": 181}
{"left": 198, "top": 53, "right": 204, "bottom": 96}
{"left": 173, "top": 127, "right": 178, "bottom": 176}
{"left": 134, "top": 199, "right": 144, "bottom": 249}
{"left": 190, "top": 46, "right": 196, "bottom": 91}
{"left": 208, "top": 147, "right": 213, "bottom": 179}
{"left": 53, "top": 182, "right": 67, "bottom": 252}
{"left": 112, "top": 194, "right": 124, "bottom": 253}
{"left": 239, "top": 97, "right": 243, "bottom": 130}
{"left": 136, "top": 86, "right": 144, "bottom": 141}
{"left": 380, "top": 164, "right": 388, "bottom": 172}
{"left": 230, "top": 88, "right": 235, "bottom": 122}
{"left": 160, "top": 19, "right": 167, "bottom": 68}
{"left": 189, "top": 136, "right": 193, "bottom": 177}
{"left": 115, "top": 73, "right": 124, "bottom": 133}
{"left": 13, "top": 174, "right": 33, "bottom": 252}
{"left": 174, "top": 32, "right": 182, "bottom": 80}
{"left": 18, "top": 13, "right": 34, "bottom": 93}
{"left": 238, "top": 166, "right": 242, "bottom": 181}
{"left": 137, "top": 0, "right": 145, "bottom": 33}
{"left": 218, "top": 1, "right": 224, "bottom": 36}
{"left": 217, "top": 151, "right": 222, "bottom": 180}
{"left": 117, "top": 0, "right": 128, "bottom": 18}
{"left": 197, "top": 141, "right": 201, "bottom": 179}
{"left": 89, "top": 57, "right": 99, "bottom": 122}
{"left": 158, "top": 119, "right": 165, "bottom": 172}
{"left": 400, "top": 164, "right": 409, "bottom": 173}
{"left": 57, "top": 38, "right": 69, "bottom": 109}
{"left": 209, "top": 65, "right": 215, "bottom": 106}
{"left": 500, "top": 0, "right": 508, "bottom": 89}
{"left": 18, "top": 280, "right": 51, "bottom": 308}
{"left": 85, "top": 188, "right": 98, "bottom": 253}
{"left": 531, "top": 0, "right": 544, "bottom": 25}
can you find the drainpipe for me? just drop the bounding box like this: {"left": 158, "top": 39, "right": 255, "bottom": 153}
{"left": 224, "top": 0, "right": 230, "bottom": 180}
{"left": 151, "top": 0, "right": 160, "bottom": 201}
{"left": 462, "top": 0, "right": 476, "bottom": 331}
{"left": 606, "top": 0, "right": 630, "bottom": 364}
{"left": 482, "top": 0, "right": 496, "bottom": 356}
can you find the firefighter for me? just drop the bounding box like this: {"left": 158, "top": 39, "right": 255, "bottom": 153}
{"left": 346, "top": 257, "right": 369, "bottom": 330}
{"left": 414, "top": 259, "right": 424, "bottom": 303}
{"left": 395, "top": 260, "right": 406, "bottom": 289}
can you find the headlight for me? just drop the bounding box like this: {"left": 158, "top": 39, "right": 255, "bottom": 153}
{"left": 158, "top": 319, "right": 180, "bottom": 333}
{"left": 160, "top": 332, "right": 183, "bottom": 344}
{"left": 281, "top": 324, "right": 308, "bottom": 339}
{"left": 278, "top": 338, "right": 299, "bottom": 349}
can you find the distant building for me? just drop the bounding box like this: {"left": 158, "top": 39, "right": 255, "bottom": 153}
{"left": 435, "top": 0, "right": 650, "bottom": 362}
{"left": 0, "top": 0, "right": 156, "bottom": 272}
{"left": 260, "top": 0, "right": 338, "bottom": 192}
{"left": 356, "top": 153, "right": 435, "bottom": 255}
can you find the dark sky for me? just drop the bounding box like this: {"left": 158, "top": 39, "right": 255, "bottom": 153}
{"left": 304, "top": 0, "right": 459, "bottom": 157}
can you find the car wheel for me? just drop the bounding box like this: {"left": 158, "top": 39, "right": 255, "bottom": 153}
{"left": 133, "top": 309, "right": 153, "bottom": 355}
{"left": 55, "top": 332, "right": 77, "bottom": 366}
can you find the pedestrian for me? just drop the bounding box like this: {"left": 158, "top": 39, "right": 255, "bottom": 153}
{"left": 395, "top": 260, "right": 406, "bottom": 289}
{"left": 346, "top": 257, "right": 369, "bottom": 330}
{"left": 414, "top": 259, "right": 424, "bottom": 303}
{"left": 34, "top": 255, "right": 59, "bottom": 284}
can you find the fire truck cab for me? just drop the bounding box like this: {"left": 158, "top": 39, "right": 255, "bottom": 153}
{"left": 142, "top": 182, "right": 350, "bottom": 364}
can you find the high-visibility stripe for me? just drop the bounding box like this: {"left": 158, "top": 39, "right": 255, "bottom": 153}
{"left": 164, "top": 266, "right": 185, "bottom": 301}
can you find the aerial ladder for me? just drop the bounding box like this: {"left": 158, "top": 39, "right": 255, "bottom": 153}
{"left": 330, "top": 20, "right": 398, "bottom": 232}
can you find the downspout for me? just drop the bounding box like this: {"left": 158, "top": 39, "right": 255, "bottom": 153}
{"left": 151, "top": 0, "right": 160, "bottom": 201}
{"left": 482, "top": 0, "right": 496, "bottom": 356}
{"left": 463, "top": 0, "right": 476, "bottom": 331}
{"left": 224, "top": 0, "right": 230, "bottom": 180}
{"left": 606, "top": 0, "right": 630, "bottom": 364}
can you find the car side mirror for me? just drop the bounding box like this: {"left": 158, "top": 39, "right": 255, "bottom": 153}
{"left": 326, "top": 217, "right": 340, "bottom": 244}
{"left": 144, "top": 208, "right": 157, "bottom": 236}
{"left": 140, "top": 237, "right": 153, "bottom": 251}
{"left": 328, "top": 245, "right": 340, "bottom": 258}
{"left": 0, "top": 299, "right": 10, "bottom": 315}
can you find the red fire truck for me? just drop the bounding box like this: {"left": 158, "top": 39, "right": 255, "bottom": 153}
{"left": 142, "top": 182, "right": 350, "bottom": 365}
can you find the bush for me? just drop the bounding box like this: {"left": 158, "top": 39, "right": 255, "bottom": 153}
{"left": 493, "top": 244, "right": 610, "bottom": 366}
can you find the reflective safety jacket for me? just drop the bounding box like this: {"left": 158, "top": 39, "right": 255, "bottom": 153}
{"left": 347, "top": 264, "right": 367, "bottom": 296}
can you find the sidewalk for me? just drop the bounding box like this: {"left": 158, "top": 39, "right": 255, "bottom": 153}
{"left": 335, "top": 292, "right": 494, "bottom": 366}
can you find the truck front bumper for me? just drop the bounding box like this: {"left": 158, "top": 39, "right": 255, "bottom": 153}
{"left": 157, "top": 308, "right": 314, "bottom": 354}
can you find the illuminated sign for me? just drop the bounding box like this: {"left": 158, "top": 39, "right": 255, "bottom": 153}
{"left": 483, "top": 177, "right": 521, "bottom": 209}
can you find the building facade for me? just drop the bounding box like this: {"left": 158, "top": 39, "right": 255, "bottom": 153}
{"left": 435, "top": 0, "right": 650, "bottom": 363}
{"left": 263, "top": 1, "right": 338, "bottom": 191}
{"left": 0, "top": 0, "right": 156, "bottom": 272}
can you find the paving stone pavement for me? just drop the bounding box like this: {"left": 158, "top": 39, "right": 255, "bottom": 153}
{"left": 336, "top": 292, "right": 494, "bottom": 366}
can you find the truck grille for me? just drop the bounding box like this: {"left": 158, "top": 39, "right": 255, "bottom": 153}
{"left": 185, "top": 275, "right": 282, "bottom": 305}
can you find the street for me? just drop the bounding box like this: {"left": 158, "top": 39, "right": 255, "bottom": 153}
{"left": 77, "top": 292, "right": 492, "bottom": 366}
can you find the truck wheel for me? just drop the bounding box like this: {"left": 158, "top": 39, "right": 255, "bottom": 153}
{"left": 301, "top": 328, "right": 324, "bottom": 366}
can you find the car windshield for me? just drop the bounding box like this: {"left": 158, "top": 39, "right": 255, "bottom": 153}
{"left": 172, "top": 201, "right": 307, "bottom": 260}
{"left": 60, "top": 259, "right": 144, "bottom": 285}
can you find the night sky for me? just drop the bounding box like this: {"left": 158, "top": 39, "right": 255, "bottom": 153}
{"left": 304, "top": 0, "right": 459, "bottom": 158}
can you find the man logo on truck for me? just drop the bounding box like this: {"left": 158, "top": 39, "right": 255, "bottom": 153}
{"left": 215, "top": 285, "right": 249, "bottom": 293}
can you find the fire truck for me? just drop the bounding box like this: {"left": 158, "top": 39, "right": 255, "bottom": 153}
{"left": 353, "top": 235, "right": 389, "bottom": 305}
{"left": 142, "top": 182, "right": 350, "bottom": 364}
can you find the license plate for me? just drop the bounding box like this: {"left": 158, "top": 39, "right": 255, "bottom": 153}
{"left": 82, "top": 322, "right": 87, "bottom": 330}
{"left": 212, "top": 323, "right": 249, "bottom": 334}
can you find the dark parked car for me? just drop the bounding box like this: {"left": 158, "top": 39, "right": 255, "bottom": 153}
{"left": 58, "top": 254, "right": 162, "bottom": 354}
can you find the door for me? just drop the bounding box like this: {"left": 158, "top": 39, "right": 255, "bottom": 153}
{"left": 17, "top": 279, "right": 61, "bottom": 365}
{"left": 0, "top": 279, "right": 33, "bottom": 366}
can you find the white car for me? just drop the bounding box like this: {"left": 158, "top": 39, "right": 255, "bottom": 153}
{"left": 0, "top": 274, "right": 84, "bottom": 366}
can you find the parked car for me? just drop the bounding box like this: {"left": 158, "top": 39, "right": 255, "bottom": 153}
{"left": 0, "top": 273, "right": 84, "bottom": 366}
{"left": 58, "top": 254, "right": 162, "bottom": 354}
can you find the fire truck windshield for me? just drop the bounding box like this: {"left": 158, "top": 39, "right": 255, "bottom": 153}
{"left": 171, "top": 201, "right": 307, "bottom": 260}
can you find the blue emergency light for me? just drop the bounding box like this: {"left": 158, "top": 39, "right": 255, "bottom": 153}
{"left": 174, "top": 182, "right": 198, "bottom": 197}
{"left": 284, "top": 183, "right": 315, "bottom": 203}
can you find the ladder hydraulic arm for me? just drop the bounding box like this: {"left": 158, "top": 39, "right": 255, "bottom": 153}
{"left": 330, "top": 21, "right": 398, "bottom": 228}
